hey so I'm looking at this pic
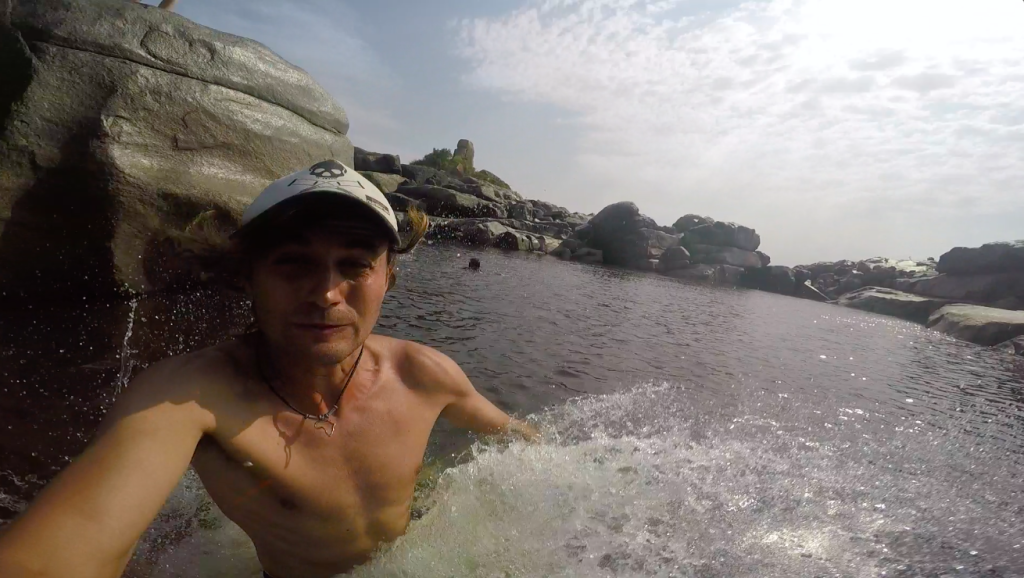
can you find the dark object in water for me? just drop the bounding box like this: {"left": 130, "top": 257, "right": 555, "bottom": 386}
{"left": 468, "top": 258, "right": 481, "bottom": 270}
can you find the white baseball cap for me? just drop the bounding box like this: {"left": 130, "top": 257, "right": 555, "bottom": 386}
{"left": 237, "top": 160, "right": 399, "bottom": 243}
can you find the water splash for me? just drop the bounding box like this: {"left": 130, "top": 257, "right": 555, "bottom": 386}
{"left": 134, "top": 383, "right": 1023, "bottom": 578}
{"left": 116, "top": 298, "right": 139, "bottom": 394}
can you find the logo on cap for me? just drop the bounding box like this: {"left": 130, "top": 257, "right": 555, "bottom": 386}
{"left": 308, "top": 160, "right": 348, "bottom": 180}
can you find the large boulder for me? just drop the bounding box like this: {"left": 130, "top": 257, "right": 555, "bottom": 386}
{"left": 529, "top": 199, "right": 570, "bottom": 220}
{"left": 892, "top": 273, "right": 1024, "bottom": 306}
{"left": 382, "top": 192, "right": 424, "bottom": 213}
{"left": 937, "top": 241, "right": 1024, "bottom": 276}
{"left": 463, "top": 222, "right": 512, "bottom": 246}
{"left": 396, "top": 186, "right": 506, "bottom": 219}
{"left": 360, "top": 171, "right": 408, "bottom": 194}
{"left": 585, "top": 201, "right": 660, "bottom": 267}
{"left": 640, "top": 228, "right": 681, "bottom": 258}
{"left": 687, "top": 244, "right": 762, "bottom": 268}
{"left": 927, "top": 304, "right": 1024, "bottom": 346}
{"left": 682, "top": 221, "right": 760, "bottom": 252}
{"left": 742, "top": 266, "right": 796, "bottom": 295}
{"left": 400, "top": 164, "right": 456, "bottom": 188}
{"left": 473, "top": 169, "right": 511, "bottom": 190}
{"left": 0, "top": 0, "right": 354, "bottom": 301}
{"left": 494, "top": 230, "right": 544, "bottom": 252}
{"left": 671, "top": 214, "right": 714, "bottom": 234}
{"left": 353, "top": 147, "right": 401, "bottom": 175}
{"left": 508, "top": 203, "right": 534, "bottom": 221}
{"left": 454, "top": 180, "right": 520, "bottom": 204}
{"left": 838, "top": 287, "right": 951, "bottom": 324}
{"left": 656, "top": 246, "right": 691, "bottom": 273}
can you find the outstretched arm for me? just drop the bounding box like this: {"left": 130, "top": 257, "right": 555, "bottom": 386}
{"left": 0, "top": 354, "right": 217, "bottom": 578}
{"left": 407, "top": 343, "right": 539, "bottom": 441}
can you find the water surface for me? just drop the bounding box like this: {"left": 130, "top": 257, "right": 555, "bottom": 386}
{"left": 1, "top": 245, "right": 1021, "bottom": 576}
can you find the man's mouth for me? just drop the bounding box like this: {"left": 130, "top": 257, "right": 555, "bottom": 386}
{"left": 292, "top": 322, "right": 346, "bottom": 334}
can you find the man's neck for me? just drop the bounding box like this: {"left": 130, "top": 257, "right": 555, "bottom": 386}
{"left": 258, "top": 335, "right": 363, "bottom": 414}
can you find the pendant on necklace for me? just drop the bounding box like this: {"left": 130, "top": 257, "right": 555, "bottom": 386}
{"left": 313, "top": 418, "right": 336, "bottom": 437}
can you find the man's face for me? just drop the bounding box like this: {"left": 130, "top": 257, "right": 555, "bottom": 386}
{"left": 247, "top": 227, "right": 391, "bottom": 365}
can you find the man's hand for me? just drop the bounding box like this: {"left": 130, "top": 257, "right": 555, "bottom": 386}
{"left": 0, "top": 352, "right": 219, "bottom": 578}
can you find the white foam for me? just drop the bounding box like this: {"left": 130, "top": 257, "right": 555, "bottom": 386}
{"left": 131, "top": 382, "right": 1023, "bottom": 577}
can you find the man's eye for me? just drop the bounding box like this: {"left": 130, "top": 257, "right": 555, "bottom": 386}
{"left": 338, "top": 260, "right": 372, "bottom": 272}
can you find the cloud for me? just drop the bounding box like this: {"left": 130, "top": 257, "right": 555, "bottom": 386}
{"left": 456, "top": 0, "right": 1024, "bottom": 263}
{"left": 890, "top": 72, "right": 958, "bottom": 93}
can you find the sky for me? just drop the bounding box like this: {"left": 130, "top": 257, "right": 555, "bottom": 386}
{"left": 173, "top": 0, "right": 1024, "bottom": 266}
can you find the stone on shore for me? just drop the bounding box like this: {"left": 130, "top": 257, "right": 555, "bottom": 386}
{"left": 937, "top": 241, "right": 1024, "bottom": 276}
{"left": 892, "top": 273, "right": 1024, "bottom": 305}
{"left": 495, "top": 230, "right": 544, "bottom": 252}
{"left": 838, "top": 287, "right": 951, "bottom": 324}
{"left": 687, "top": 244, "right": 762, "bottom": 268}
{"left": 656, "top": 246, "right": 691, "bottom": 273}
{"left": 742, "top": 266, "right": 796, "bottom": 295}
{"left": 383, "top": 192, "right": 424, "bottom": 213}
{"left": 682, "top": 221, "right": 761, "bottom": 252}
{"left": 397, "top": 186, "right": 506, "bottom": 219}
{"left": 796, "top": 281, "right": 831, "bottom": 303}
{"left": 361, "top": 172, "right": 409, "bottom": 194}
{"left": 927, "top": 305, "right": 1024, "bottom": 346}
{"left": 583, "top": 201, "right": 659, "bottom": 267}
{"left": 672, "top": 214, "right": 715, "bottom": 233}
{"left": 353, "top": 147, "right": 401, "bottom": 174}
{"left": 0, "top": 0, "right": 354, "bottom": 300}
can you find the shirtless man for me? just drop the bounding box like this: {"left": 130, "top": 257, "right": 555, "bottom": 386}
{"left": 0, "top": 160, "right": 536, "bottom": 578}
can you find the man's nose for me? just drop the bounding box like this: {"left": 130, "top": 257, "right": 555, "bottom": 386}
{"left": 311, "top": 264, "right": 346, "bottom": 308}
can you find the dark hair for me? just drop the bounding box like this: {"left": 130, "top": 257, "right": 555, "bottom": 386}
{"left": 163, "top": 198, "right": 429, "bottom": 292}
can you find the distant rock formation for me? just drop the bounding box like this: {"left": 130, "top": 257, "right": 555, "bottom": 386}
{"left": 0, "top": 0, "right": 353, "bottom": 301}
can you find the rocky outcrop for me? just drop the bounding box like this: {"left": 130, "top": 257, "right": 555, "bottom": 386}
{"left": 937, "top": 241, "right": 1024, "bottom": 276}
{"left": 361, "top": 172, "right": 408, "bottom": 194}
{"left": 793, "top": 257, "right": 937, "bottom": 301}
{"left": 687, "top": 244, "right": 762, "bottom": 268}
{"left": 0, "top": 0, "right": 354, "bottom": 301}
{"left": 454, "top": 139, "right": 475, "bottom": 169}
{"left": 927, "top": 305, "right": 1024, "bottom": 346}
{"left": 742, "top": 266, "right": 796, "bottom": 295}
{"left": 582, "top": 202, "right": 658, "bottom": 267}
{"left": 838, "top": 287, "right": 951, "bottom": 324}
{"left": 656, "top": 246, "right": 690, "bottom": 273}
{"left": 353, "top": 147, "right": 401, "bottom": 175}
{"left": 398, "top": 186, "right": 506, "bottom": 219}
{"left": 672, "top": 214, "right": 714, "bottom": 233}
{"left": 682, "top": 222, "right": 760, "bottom": 252}
{"left": 892, "top": 273, "right": 1024, "bottom": 307}
{"left": 796, "top": 281, "right": 830, "bottom": 303}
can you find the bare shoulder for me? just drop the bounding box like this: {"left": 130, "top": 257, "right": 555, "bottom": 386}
{"left": 369, "top": 334, "right": 470, "bottom": 398}
{"left": 103, "top": 341, "right": 241, "bottom": 435}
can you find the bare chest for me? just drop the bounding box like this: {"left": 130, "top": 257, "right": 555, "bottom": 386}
{"left": 192, "top": 385, "right": 440, "bottom": 541}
